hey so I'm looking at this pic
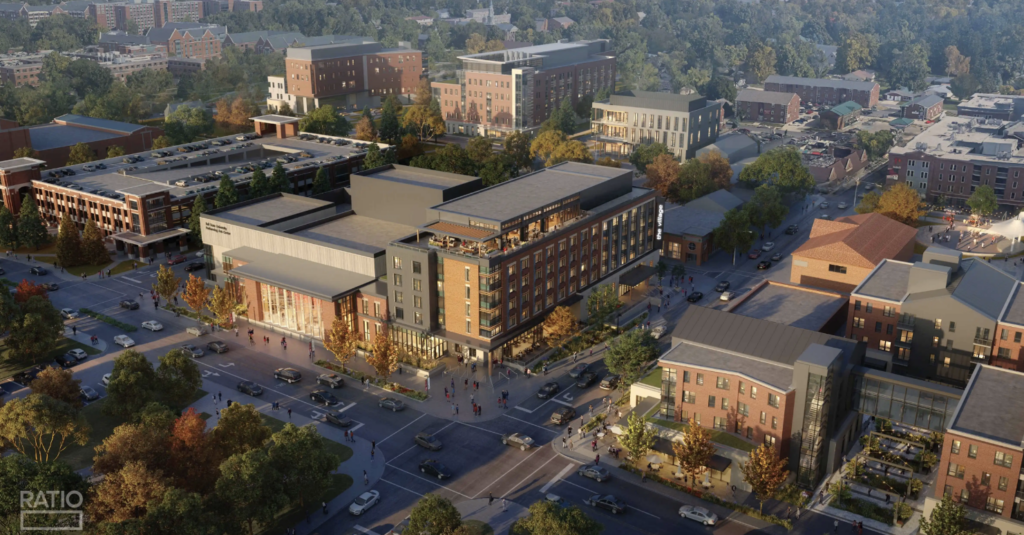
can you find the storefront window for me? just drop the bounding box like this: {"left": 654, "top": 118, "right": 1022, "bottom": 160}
{"left": 258, "top": 283, "right": 324, "bottom": 339}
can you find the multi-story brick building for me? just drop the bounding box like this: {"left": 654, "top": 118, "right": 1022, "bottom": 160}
{"left": 735, "top": 89, "right": 800, "bottom": 124}
{"left": 146, "top": 22, "right": 225, "bottom": 60}
{"left": 0, "top": 56, "right": 43, "bottom": 87}
{"left": 266, "top": 40, "right": 422, "bottom": 115}
{"left": 901, "top": 94, "right": 944, "bottom": 122}
{"left": 432, "top": 40, "right": 616, "bottom": 138}
{"left": 888, "top": 116, "right": 1024, "bottom": 209}
{"left": 88, "top": 0, "right": 205, "bottom": 32}
{"left": 590, "top": 90, "right": 722, "bottom": 160}
{"left": 660, "top": 189, "right": 743, "bottom": 266}
{"left": 764, "top": 75, "right": 880, "bottom": 109}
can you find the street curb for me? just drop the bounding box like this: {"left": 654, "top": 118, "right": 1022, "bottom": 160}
{"left": 311, "top": 360, "right": 429, "bottom": 404}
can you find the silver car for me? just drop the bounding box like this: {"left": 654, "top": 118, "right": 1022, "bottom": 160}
{"left": 679, "top": 505, "right": 718, "bottom": 526}
{"left": 578, "top": 464, "right": 611, "bottom": 482}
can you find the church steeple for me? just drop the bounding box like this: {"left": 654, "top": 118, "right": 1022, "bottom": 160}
{"left": 487, "top": 0, "right": 494, "bottom": 25}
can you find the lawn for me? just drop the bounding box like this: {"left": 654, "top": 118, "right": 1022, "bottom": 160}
{"left": 639, "top": 367, "right": 662, "bottom": 388}
{"left": 645, "top": 411, "right": 755, "bottom": 453}
{"left": 0, "top": 338, "right": 102, "bottom": 380}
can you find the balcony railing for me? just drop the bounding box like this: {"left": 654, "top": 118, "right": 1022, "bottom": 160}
{"left": 897, "top": 316, "right": 916, "bottom": 330}
{"left": 974, "top": 337, "right": 992, "bottom": 346}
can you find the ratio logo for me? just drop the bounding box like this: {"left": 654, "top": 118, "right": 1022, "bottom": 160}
{"left": 20, "top": 491, "right": 84, "bottom": 531}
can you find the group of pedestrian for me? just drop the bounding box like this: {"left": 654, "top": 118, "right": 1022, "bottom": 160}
{"left": 343, "top": 429, "right": 356, "bottom": 442}
{"left": 498, "top": 389, "right": 509, "bottom": 409}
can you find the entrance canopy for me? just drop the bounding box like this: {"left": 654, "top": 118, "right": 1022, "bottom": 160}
{"left": 619, "top": 264, "right": 658, "bottom": 287}
{"left": 225, "top": 246, "right": 374, "bottom": 302}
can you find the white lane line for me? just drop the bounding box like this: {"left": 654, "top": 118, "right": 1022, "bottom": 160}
{"left": 352, "top": 526, "right": 380, "bottom": 535}
{"left": 383, "top": 465, "right": 471, "bottom": 499}
{"left": 551, "top": 399, "right": 574, "bottom": 407}
{"left": 349, "top": 422, "right": 365, "bottom": 433}
{"left": 558, "top": 479, "right": 661, "bottom": 519}
{"left": 501, "top": 451, "right": 560, "bottom": 499}
{"left": 380, "top": 478, "right": 424, "bottom": 497}
{"left": 193, "top": 360, "right": 326, "bottom": 410}
{"left": 472, "top": 445, "right": 549, "bottom": 499}
{"left": 540, "top": 463, "right": 578, "bottom": 493}
{"left": 514, "top": 406, "right": 534, "bottom": 414}
{"left": 121, "top": 277, "right": 142, "bottom": 283}
{"left": 454, "top": 421, "right": 504, "bottom": 436}
{"left": 501, "top": 414, "right": 559, "bottom": 434}
{"left": 336, "top": 402, "right": 358, "bottom": 413}
{"left": 389, "top": 421, "right": 457, "bottom": 463}
{"left": 377, "top": 414, "right": 426, "bottom": 445}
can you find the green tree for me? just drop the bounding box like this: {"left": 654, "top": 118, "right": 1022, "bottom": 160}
{"left": 704, "top": 76, "right": 737, "bottom": 102}
{"left": 738, "top": 148, "right": 815, "bottom": 195}
{"left": 967, "top": 185, "right": 998, "bottom": 216}
{"left": 81, "top": 218, "right": 109, "bottom": 265}
{"left": 0, "top": 455, "right": 89, "bottom": 532}
{"left": 885, "top": 42, "right": 931, "bottom": 92}
{"left": 620, "top": 412, "right": 657, "bottom": 467}
{"left": 311, "top": 167, "right": 331, "bottom": 195}
{"left": 141, "top": 487, "right": 219, "bottom": 535}
{"left": 512, "top": 501, "right": 603, "bottom": 535}
{"left": 546, "top": 140, "right": 592, "bottom": 166}
{"left": 586, "top": 283, "right": 620, "bottom": 326}
{"left": 215, "top": 175, "right": 239, "bottom": 208}
{"left": 504, "top": 131, "right": 533, "bottom": 176}
{"left": 672, "top": 157, "right": 716, "bottom": 204}
{"left": 215, "top": 449, "right": 287, "bottom": 535}
{"left": 629, "top": 143, "right": 670, "bottom": 173}
{"left": 855, "top": 130, "right": 895, "bottom": 160}
{"left": 153, "top": 264, "right": 181, "bottom": 306}
{"left": 950, "top": 74, "right": 981, "bottom": 101}
{"left": 187, "top": 195, "right": 206, "bottom": 244}
{"left": 920, "top": 495, "right": 970, "bottom": 535}
{"left": 54, "top": 212, "right": 82, "bottom": 268}
{"left": 156, "top": 349, "right": 202, "bottom": 408}
{"left": 6, "top": 296, "right": 63, "bottom": 363}
{"left": 72, "top": 81, "right": 143, "bottom": 123}
{"left": 106, "top": 145, "right": 125, "bottom": 158}
{"left": 364, "top": 143, "right": 388, "bottom": 169}
{"left": 856, "top": 191, "right": 881, "bottom": 214}
{"left": 575, "top": 94, "right": 594, "bottom": 119}
{"left": 744, "top": 185, "right": 789, "bottom": 231}
{"left": 379, "top": 94, "right": 404, "bottom": 144}
{"left": 0, "top": 206, "right": 15, "bottom": 249}
{"left": 741, "top": 443, "right": 790, "bottom": 513}
{"left": 247, "top": 167, "right": 269, "bottom": 199}
{"left": 164, "top": 105, "right": 214, "bottom": 145}
{"left": 836, "top": 32, "right": 875, "bottom": 73}
{"left": 104, "top": 349, "right": 158, "bottom": 420}
{"left": 13, "top": 147, "right": 37, "bottom": 159}
{"left": 269, "top": 161, "right": 290, "bottom": 193}
{"left": 212, "top": 403, "right": 272, "bottom": 459}
{"left": 66, "top": 142, "right": 95, "bottom": 165}
{"left": 479, "top": 154, "right": 513, "bottom": 186}
{"left": 269, "top": 423, "right": 339, "bottom": 508}
{"left": 541, "top": 97, "right": 577, "bottom": 135}
{"left": 0, "top": 393, "right": 90, "bottom": 462}
{"left": 467, "top": 136, "right": 493, "bottom": 163}
{"left": 746, "top": 41, "right": 777, "bottom": 83}
{"left": 876, "top": 183, "right": 926, "bottom": 225}
{"left": 714, "top": 208, "right": 754, "bottom": 265}
{"left": 298, "top": 105, "right": 351, "bottom": 137}
{"left": 605, "top": 329, "right": 659, "bottom": 387}
{"left": 673, "top": 419, "right": 717, "bottom": 490}
{"left": 152, "top": 135, "right": 172, "bottom": 149}
{"left": 407, "top": 494, "right": 462, "bottom": 535}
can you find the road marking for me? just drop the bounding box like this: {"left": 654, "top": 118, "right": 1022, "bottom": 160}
{"left": 336, "top": 402, "right": 357, "bottom": 413}
{"left": 349, "top": 422, "right": 365, "bottom": 433}
{"left": 559, "top": 479, "right": 661, "bottom": 519}
{"left": 551, "top": 399, "right": 574, "bottom": 407}
{"left": 540, "top": 463, "right": 578, "bottom": 493}
{"left": 454, "top": 421, "right": 504, "bottom": 436}
{"left": 384, "top": 465, "right": 471, "bottom": 499}
{"left": 201, "top": 370, "right": 220, "bottom": 377}
{"left": 501, "top": 451, "right": 561, "bottom": 499}
{"left": 311, "top": 410, "right": 324, "bottom": 420}
{"left": 474, "top": 446, "right": 550, "bottom": 499}
{"left": 219, "top": 363, "right": 235, "bottom": 367}
{"left": 389, "top": 421, "right": 456, "bottom": 463}
{"left": 514, "top": 406, "right": 534, "bottom": 414}
{"left": 192, "top": 360, "right": 332, "bottom": 411}
{"left": 377, "top": 414, "right": 426, "bottom": 445}
{"left": 501, "top": 414, "right": 559, "bottom": 434}
{"left": 380, "top": 477, "right": 424, "bottom": 497}
{"left": 121, "top": 277, "right": 142, "bottom": 283}
{"left": 352, "top": 526, "right": 380, "bottom": 535}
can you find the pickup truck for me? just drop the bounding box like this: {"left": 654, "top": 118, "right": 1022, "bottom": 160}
{"left": 186, "top": 326, "right": 208, "bottom": 337}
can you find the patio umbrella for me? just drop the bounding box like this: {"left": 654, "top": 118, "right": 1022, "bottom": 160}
{"left": 646, "top": 454, "right": 663, "bottom": 464}
{"left": 607, "top": 425, "right": 625, "bottom": 435}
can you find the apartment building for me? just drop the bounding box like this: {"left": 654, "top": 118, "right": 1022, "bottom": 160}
{"left": 0, "top": 53, "right": 45, "bottom": 87}
{"left": 0, "top": 114, "right": 161, "bottom": 168}
{"left": 901, "top": 94, "right": 944, "bottom": 122}
{"left": 764, "top": 75, "right": 880, "bottom": 109}
{"left": 146, "top": 22, "right": 225, "bottom": 59}
{"left": 735, "top": 89, "right": 800, "bottom": 125}
{"left": 432, "top": 40, "right": 616, "bottom": 138}
{"left": 201, "top": 0, "right": 261, "bottom": 15}
{"left": 888, "top": 116, "right": 1024, "bottom": 209}
{"left": 590, "top": 90, "right": 722, "bottom": 160}
{"left": 266, "top": 40, "right": 422, "bottom": 115}
{"left": 88, "top": 0, "right": 205, "bottom": 32}
{"left": 957, "top": 93, "right": 1024, "bottom": 121}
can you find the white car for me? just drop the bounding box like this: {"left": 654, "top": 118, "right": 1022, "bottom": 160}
{"left": 348, "top": 490, "right": 380, "bottom": 516}
{"left": 838, "top": 202, "right": 848, "bottom": 209}
{"left": 761, "top": 241, "right": 775, "bottom": 251}
{"left": 650, "top": 325, "right": 666, "bottom": 339}
{"left": 820, "top": 202, "right": 830, "bottom": 209}
{"left": 113, "top": 335, "right": 135, "bottom": 348}
{"left": 67, "top": 348, "right": 88, "bottom": 361}
{"left": 60, "top": 308, "right": 79, "bottom": 320}
{"left": 141, "top": 320, "right": 163, "bottom": 331}
{"left": 679, "top": 505, "right": 718, "bottom": 526}
{"left": 101, "top": 373, "right": 112, "bottom": 386}
{"left": 720, "top": 291, "right": 734, "bottom": 302}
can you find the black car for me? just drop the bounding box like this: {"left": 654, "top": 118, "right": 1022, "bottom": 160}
{"left": 310, "top": 389, "right": 340, "bottom": 406}
{"left": 184, "top": 262, "right": 205, "bottom": 272}
{"left": 12, "top": 365, "right": 45, "bottom": 385}
{"left": 785, "top": 224, "right": 799, "bottom": 235}
{"left": 714, "top": 281, "right": 730, "bottom": 292}
{"left": 30, "top": 267, "right": 47, "bottom": 275}
{"left": 550, "top": 407, "right": 576, "bottom": 425}
{"left": 418, "top": 460, "right": 452, "bottom": 480}
{"left": 568, "top": 363, "right": 590, "bottom": 378}
{"left": 274, "top": 368, "right": 302, "bottom": 383}
{"left": 120, "top": 299, "right": 139, "bottom": 310}
{"left": 757, "top": 260, "right": 772, "bottom": 270}
{"left": 207, "top": 341, "right": 229, "bottom": 354}
{"left": 54, "top": 353, "right": 76, "bottom": 368}
{"left": 236, "top": 380, "right": 263, "bottom": 396}
{"left": 317, "top": 373, "right": 344, "bottom": 388}
{"left": 324, "top": 409, "right": 352, "bottom": 427}
{"left": 414, "top": 432, "right": 443, "bottom": 451}
{"left": 585, "top": 494, "right": 626, "bottom": 514}
{"left": 599, "top": 375, "right": 620, "bottom": 390}
{"left": 575, "top": 371, "right": 598, "bottom": 388}
{"left": 537, "top": 382, "right": 561, "bottom": 399}
{"left": 686, "top": 292, "right": 703, "bottom": 303}
{"left": 43, "top": 282, "right": 58, "bottom": 291}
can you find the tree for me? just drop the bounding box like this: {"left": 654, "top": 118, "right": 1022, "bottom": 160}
{"left": 16, "top": 195, "right": 48, "bottom": 251}
{"left": 182, "top": 274, "right": 210, "bottom": 320}
{"left": 586, "top": 284, "right": 620, "bottom": 324}
{"left": 166, "top": 408, "right": 220, "bottom": 494}
{"left": 465, "top": 33, "right": 486, "bottom": 54}
{"left": 541, "top": 97, "right": 577, "bottom": 135}
{"left": 364, "top": 143, "right": 388, "bottom": 169}
{"left": 215, "top": 175, "right": 238, "bottom": 208}
{"left": 65, "top": 142, "right": 95, "bottom": 165}
{"left": 855, "top": 191, "right": 881, "bottom": 214}
{"left": 311, "top": 167, "right": 331, "bottom": 195}
{"left": 945, "top": 45, "right": 971, "bottom": 77}
{"left": 13, "top": 146, "right": 37, "bottom": 158}
{"left": 215, "top": 449, "right": 287, "bottom": 535}
{"left": 276, "top": 102, "right": 295, "bottom": 117}
{"left": 7, "top": 295, "right": 63, "bottom": 362}
{"left": 504, "top": 131, "right": 533, "bottom": 175}
{"left": 967, "top": 185, "right": 998, "bottom": 216}
{"left": 885, "top": 43, "right": 930, "bottom": 92}
{"left": 13, "top": 280, "right": 48, "bottom": 304}
{"left": 746, "top": 42, "right": 777, "bottom": 83}
{"left": 836, "top": 32, "right": 875, "bottom": 73}
{"left": 673, "top": 418, "right": 717, "bottom": 489}
{"left": 672, "top": 158, "right": 717, "bottom": 204}
{"left": 367, "top": 322, "right": 398, "bottom": 379}
{"left": 467, "top": 136, "right": 493, "bottom": 163}
{"left": 29, "top": 366, "right": 82, "bottom": 409}
{"left": 269, "top": 161, "right": 290, "bottom": 194}
{"left": 575, "top": 94, "right": 594, "bottom": 119}
{"left": 187, "top": 195, "right": 206, "bottom": 244}
{"left": 269, "top": 423, "right": 339, "bottom": 508}
{"left": 208, "top": 285, "right": 234, "bottom": 328}
{"left": 741, "top": 443, "right": 790, "bottom": 513}
{"left": 714, "top": 208, "right": 754, "bottom": 265}
{"left": 408, "top": 494, "right": 463, "bottom": 535}
{"left": 212, "top": 403, "right": 271, "bottom": 458}
{"left": 629, "top": 143, "right": 669, "bottom": 173}
{"left": 107, "top": 145, "right": 126, "bottom": 158}
{"left": 0, "top": 206, "right": 16, "bottom": 249}
{"left": 875, "top": 183, "right": 925, "bottom": 225}
{"left": 530, "top": 130, "right": 568, "bottom": 164}
{"left": 81, "top": 219, "right": 109, "bottom": 265}
{"left": 164, "top": 105, "right": 214, "bottom": 144}
{"left": 0, "top": 454, "right": 89, "bottom": 533}
{"left": 543, "top": 306, "right": 577, "bottom": 346}
{"left": 950, "top": 74, "right": 981, "bottom": 101}
{"left": 605, "top": 329, "right": 659, "bottom": 386}
{"left": 141, "top": 487, "right": 218, "bottom": 535}
{"left": 89, "top": 461, "right": 168, "bottom": 524}
{"left": 855, "top": 130, "right": 895, "bottom": 160}
{"left": 704, "top": 76, "right": 737, "bottom": 103}
{"left": 512, "top": 500, "right": 602, "bottom": 535}
{"left": 546, "top": 140, "right": 592, "bottom": 166}
{"left": 596, "top": 157, "right": 621, "bottom": 168}
{"left": 105, "top": 350, "right": 158, "bottom": 419}
{"left": 620, "top": 412, "right": 656, "bottom": 466}
{"left": 920, "top": 495, "right": 970, "bottom": 535}
{"left": 152, "top": 135, "right": 172, "bottom": 149}
{"left": 247, "top": 167, "right": 269, "bottom": 199}
{"left": 324, "top": 315, "right": 356, "bottom": 369}
{"left": 0, "top": 393, "right": 89, "bottom": 462}
{"left": 699, "top": 150, "right": 732, "bottom": 191}
{"left": 54, "top": 211, "right": 82, "bottom": 268}
{"left": 298, "top": 105, "right": 351, "bottom": 137}
{"left": 354, "top": 115, "right": 378, "bottom": 141}
{"left": 479, "top": 154, "right": 513, "bottom": 186}
{"left": 156, "top": 349, "right": 202, "bottom": 408}
{"left": 379, "top": 94, "right": 404, "bottom": 144}
{"left": 744, "top": 185, "right": 789, "bottom": 231}
{"left": 738, "top": 148, "right": 815, "bottom": 195}
{"left": 0, "top": 288, "right": 17, "bottom": 338}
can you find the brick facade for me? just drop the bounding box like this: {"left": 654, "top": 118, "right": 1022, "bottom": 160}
{"left": 991, "top": 324, "right": 1024, "bottom": 371}
{"left": 846, "top": 297, "right": 902, "bottom": 353}
{"left": 735, "top": 92, "right": 799, "bottom": 124}
{"left": 935, "top": 431, "right": 1022, "bottom": 519}
{"left": 764, "top": 76, "right": 879, "bottom": 109}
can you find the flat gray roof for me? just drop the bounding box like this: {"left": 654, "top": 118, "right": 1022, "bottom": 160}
{"left": 951, "top": 365, "right": 1024, "bottom": 447}
{"left": 290, "top": 214, "right": 416, "bottom": 254}
{"left": 29, "top": 124, "right": 123, "bottom": 151}
{"left": 765, "top": 74, "right": 878, "bottom": 92}
{"left": 737, "top": 89, "right": 798, "bottom": 106}
{"left": 216, "top": 195, "right": 333, "bottom": 227}
{"left": 730, "top": 283, "right": 847, "bottom": 331}
{"left": 0, "top": 157, "right": 45, "bottom": 171}
{"left": 854, "top": 259, "right": 912, "bottom": 302}
{"left": 225, "top": 246, "right": 374, "bottom": 301}
{"left": 432, "top": 162, "right": 625, "bottom": 223}
{"left": 252, "top": 114, "right": 300, "bottom": 125}
{"left": 660, "top": 340, "right": 795, "bottom": 391}
{"left": 361, "top": 165, "right": 478, "bottom": 190}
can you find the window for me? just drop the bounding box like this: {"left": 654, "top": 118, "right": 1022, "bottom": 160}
{"left": 737, "top": 402, "right": 749, "bottom": 416}
{"left": 716, "top": 377, "right": 729, "bottom": 390}
{"left": 412, "top": 261, "right": 421, "bottom": 274}
{"left": 934, "top": 318, "right": 942, "bottom": 329}
{"left": 413, "top": 279, "right": 421, "bottom": 291}
{"left": 394, "top": 291, "right": 403, "bottom": 303}
{"left": 465, "top": 267, "right": 471, "bottom": 281}
{"left": 883, "top": 306, "right": 894, "bottom": 318}
{"left": 960, "top": 489, "right": 969, "bottom": 502}
{"left": 1017, "top": 332, "right": 1022, "bottom": 343}
{"left": 933, "top": 336, "right": 939, "bottom": 347}
{"left": 466, "top": 319, "right": 471, "bottom": 333}
{"left": 981, "top": 472, "right": 991, "bottom": 486}
{"left": 738, "top": 381, "right": 746, "bottom": 395}
{"left": 713, "top": 417, "right": 727, "bottom": 431}
{"left": 393, "top": 256, "right": 402, "bottom": 270}
{"left": 875, "top": 321, "right": 882, "bottom": 333}
{"left": 721, "top": 398, "right": 729, "bottom": 411}
{"left": 764, "top": 435, "right": 776, "bottom": 448}
{"left": 414, "top": 296, "right": 422, "bottom": 308}
{"left": 855, "top": 300, "right": 862, "bottom": 311}
{"left": 750, "top": 386, "right": 757, "bottom": 400}
{"left": 759, "top": 411, "right": 766, "bottom": 424}
{"left": 465, "top": 285, "right": 471, "bottom": 299}
{"left": 995, "top": 451, "right": 1013, "bottom": 468}
{"left": 395, "top": 307, "right": 404, "bottom": 320}
{"left": 683, "top": 371, "right": 690, "bottom": 383}
{"left": 999, "top": 476, "right": 1009, "bottom": 491}
{"left": 950, "top": 321, "right": 956, "bottom": 332}
{"left": 943, "top": 485, "right": 953, "bottom": 498}
{"left": 828, "top": 264, "right": 847, "bottom": 274}
{"left": 1002, "top": 328, "right": 1009, "bottom": 341}
{"left": 951, "top": 440, "right": 960, "bottom": 454}
{"left": 414, "top": 312, "right": 422, "bottom": 325}
{"left": 986, "top": 498, "right": 1004, "bottom": 514}
{"left": 969, "top": 444, "right": 978, "bottom": 458}
{"left": 853, "top": 317, "right": 865, "bottom": 329}
{"left": 393, "top": 274, "right": 402, "bottom": 287}
{"left": 880, "top": 340, "right": 892, "bottom": 351}
{"left": 683, "top": 391, "right": 696, "bottom": 404}
{"left": 696, "top": 373, "right": 704, "bottom": 385}
{"left": 708, "top": 396, "right": 716, "bottom": 408}
{"left": 772, "top": 416, "right": 778, "bottom": 429}
{"left": 767, "top": 393, "right": 779, "bottom": 408}
{"left": 866, "top": 303, "right": 873, "bottom": 313}
{"left": 947, "top": 463, "right": 965, "bottom": 479}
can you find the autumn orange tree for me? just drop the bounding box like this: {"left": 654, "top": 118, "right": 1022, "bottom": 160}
{"left": 29, "top": 367, "right": 83, "bottom": 408}
{"left": 182, "top": 274, "right": 210, "bottom": 320}
{"left": 13, "top": 279, "right": 48, "bottom": 304}
{"left": 741, "top": 443, "right": 790, "bottom": 513}
{"left": 207, "top": 285, "right": 235, "bottom": 328}
{"left": 543, "top": 306, "right": 577, "bottom": 347}
{"left": 698, "top": 150, "right": 733, "bottom": 191}
{"left": 644, "top": 153, "right": 680, "bottom": 197}
{"left": 324, "top": 315, "right": 357, "bottom": 369}
{"left": 366, "top": 322, "right": 398, "bottom": 380}
{"left": 672, "top": 418, "right": 717, "bottom": 489}
{"left": 167, "top": 407, "right": 222, "bottom": 494}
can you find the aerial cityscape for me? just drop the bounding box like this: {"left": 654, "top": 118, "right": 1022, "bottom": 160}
{"left": 1, "top": 1, "right": 1024, "bottom": 535}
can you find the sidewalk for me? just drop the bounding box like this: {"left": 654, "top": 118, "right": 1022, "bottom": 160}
{"left": 456, "top": 498, "right": 528, "bottom": 535}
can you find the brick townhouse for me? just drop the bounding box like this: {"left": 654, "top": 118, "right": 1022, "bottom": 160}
{"left": 764, "top": 75, "right": 880, "bottom": 109}
{"left": 735, "top": 89, "right": 800, "bottom": 124}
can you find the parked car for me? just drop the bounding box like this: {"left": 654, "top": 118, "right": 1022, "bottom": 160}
{"left": 274, "top": 368, "right": 301, "bottom": 383}
{"left": 578, "top": 464, "right": 611, "bottom": 482}
{"left": 770, "top": 252, "right": 782, "bottom": 262}
{"left": 418, "top": 460, "right": 452, "bottom": 480}
{"left": 686, "top": 292, "right": 703, "bottom": 303}
{"left": 714, "top": 281, "right": 730, "bottom": 292}
{"left": 838, "top": 202, "right": 849, "bottom": 209}
{"left": 379, "top": 397, "right": 405, "bottom": 411}
{"left": 747, "top": 249, "right": 762, "bottom": 259}
{"left": 324, "top": 408, "right": 353, "bottom": 427}
{"left": 679, "top": 505, "right": 718, "bottom": 526}
{"left": 568, "top": 363, "right": 589, "bottom": 378}
{"left": 818, "top": 214, "right": 832, "bottom": 220}
{"left": 348, "top": 491, "right": 380, "bottom": 515}
{"left": 550, "top": 407, "right": 576, "bottom": 425}
{"left": 537, "top": 382, "right": 560, "bottom": 399}
{"left": 207, "top": 341, "right": 228, "bottom": 354}
{"left": 720, "top": 291, "right": 735, "bottom": 302}
{"left": 865, "top": 182, "right": 874, "bottom": 190}
{"left": 184, "top": 262, "right": 205, "bottom": 272}
{"left": 60, "top": 308, "right": 79, "bottom": 320}
{"left": 820, "top": 202, "right": 830, "bottom": 209}
{"left": 67, "top": 348, "right": 88, "bottom": 361}
{"left": 80, "top": 385, "right": 100, "bottom": 401}
{"left": 101, "top": 373, "right": 111, "bottom": 386}
{"left": 30, "top": 267, "right": 47, "bottom": 275}
{"left": 757, "top": 260, "right": 772, "bottom": 270}
{"left": 414, "top": 432, "right": 442, "bottom": 451}
{"left": 54, "top": 353, "right": 77, "bottom": 368}
{"left": 599, "top": 375, "right": 620, "bottom": 390}
{"left": 186, "top": 326, "right": 207, "bottom": 336}
{"left": 120, "top": 299, "right": 139, "bottom": 310}
{"left": 650, "top": 325, "right": 666, "bottom": 340}
{"left": 585, "top": 494, "right": 626, "bottom": 514}
{"left": 785, "top": 224, "right": 799, "bottom": 235}
{"left": 761, "top": 241, "right": 775, "bottom": 251}
{"left": 236, "top": 381, "right": 263, "bottom": 396}
{"left": 113, "top": 335, "right": 135, "bottom": 347}
{"left": 575, "top": 371, "right": 598, "bottom": 388}
{"left": 317, "top": 373, "right": 344, "bottom": 388}
{"left": 181, "top": 344, "right": 204, "bottom": 358}
{"left": 141, "top": 320, "right": 163, "bottom": 331}
{"left": 501, "top": 433, "right": 535, "bottom": 451}
{"left": 168, "top": 255, "right": 187, "bottom": 265}
{"left": 43, "top": 282, "right": 58, "bottom": 291}
{"left": 310, "top": 389, "right": 340, "bottom": 406}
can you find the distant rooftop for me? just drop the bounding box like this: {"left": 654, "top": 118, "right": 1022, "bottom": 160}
{"left": 736, "top": 89, "right": 798, "bottom": 106}
{"left": 852, "top": 259, "right": 913, "bottom": 301}
{"left": 214, "top": 195, "right": 333, "bottom": 227}
{"left": 359, "top": 164, "right": 478, "bottom": 190}
{"left": 29, "top": 124, "right": 124, "bottom": 151}
{"left": 729, "top": 281, "right": 847, "bottom": 332}
{"left": 1000, "top": 283, "right": 1024, "bottom": 327}
{"left": 950, "top": 365, "right": 1024, "bottom": 448}
{"left": 290, "top": 214, "right": 416, "bottom": 254}
{"left": 765, "top": 75, "right": 878, "bottom": 92}
{"left": 828, "top": 101, "right": 863, "bottom": 116}
{"left": 225, "top": 246, "right": 375, "bottom": 302}
{"left": 890, "top": 116, "right": 1024, "bottom": 165}
{"left": 602, "top": 90, "right": 713, "bottom": 113}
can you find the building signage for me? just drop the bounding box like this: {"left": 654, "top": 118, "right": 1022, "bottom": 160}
{"left": 656, "top": 203, "right": 664, "bottom": 241}
{"left": 204, "top": 221, "right": 231, "bottom": 236}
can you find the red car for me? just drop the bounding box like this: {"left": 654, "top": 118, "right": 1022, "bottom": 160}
{"left": 748, "top": 249, "right": 762, "bottom": 259}
{"left": 168, "top": 255, "right": 187, "bottom": 265}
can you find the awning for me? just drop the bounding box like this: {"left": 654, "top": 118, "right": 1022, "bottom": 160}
{"left": 111, "top": 227, "right": 189, "bottom": 246}
{"left": 619, "top": 264, "right": 658, "bottom": 287}
{"left": 225, "top": 246, "right": 375, "bottom": 302}
{"left": 707, "top": 454, "right": 732, "bottom": 473}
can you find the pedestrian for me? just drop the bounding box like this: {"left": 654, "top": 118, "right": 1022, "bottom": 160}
{"left": 456, "top": 404, "right": 459, "bottom": 416}
{"left": 212, "top": 394, "right": 217, "bottom": 405}
{"left": 215, "top": 409, "right": 219, "bottom": 417}
{"left": 501, "top": 499, "right": 507, "bottom": 512}
{"left": 72, "top": 326, "right": 77, "bottom": 336}
{"left": 471, "top": 394, "right": 475, "bottom": 404}
{"left": 569, "top": 440, "right": 574, "bottom": 449}
{"left": 589, "top": 404, "right": 593, "bottom": 416}
{"left": 363, "top": 470, "right": 369, "bottom": 485}
{"left": 595, "top": 454, "right": 600, "bottom": 465}
{"left": 218, "top": 392, "right": 222, "bottom": 402}
{"left": 287, "top": 408, "right": 292, "bottom": 420}
{"left": 322, "top": 501, "right": 328, "bottom": 515}
{"left": 562, "top": 437, "right": 567, "bottom": 448}
{"left": 641, "top": 469, "right": 646, "bottom": 483}
{"left": 478, "top": 404, "right": 482, "bottom": 417}
{"left": 464, "top": 378, "right": 468, "bottom": 390}
{"left": 489, "top": 493, "right": 494, "bottom": 506}
{"left": 795, "top": 508, "right": 801, "bottom": 520}
{"left": 785, "top": 507, "right": 791, "bottom": 519}
{"left": 568, "top": 426, "right": 572, "bottom": 436}
{"left": 350, "top": 430, "right": 355, "bottom": 443}
{"left": 372, "top": 440, "right": 376, "bottom": 450}
{"left": 834, "top": 520, "right": 839, "bottom": 533}
{"left": 344, "top": 430, "right": 349, "bottom": 441}
{"left": 371, "top": 449, "right": 375, "bottom": 461}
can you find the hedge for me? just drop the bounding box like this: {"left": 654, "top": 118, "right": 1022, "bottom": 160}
{"left": 161, "top": 305, "right": 230, "bottom": 329}
{"left": 315, "top": 360, "right": 428, "bottom": 401}
{"left": 79, "top": 308, "right": 137, "bottom": 332}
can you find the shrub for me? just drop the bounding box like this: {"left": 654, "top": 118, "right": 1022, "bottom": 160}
{"left": 79, "top": 307, "right": 137, "bottom": 332}
{"left": 582, "top": 413, "right": 606, "bottom": 433}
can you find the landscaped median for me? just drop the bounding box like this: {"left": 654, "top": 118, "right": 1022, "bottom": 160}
{"left": 79, "top": 307, "right": 137, "bottom": 332}
{"left": 162, "top": 304, "right": 229, "bottom": 328}
{"left": 315, "top": 360, "right": 429, "bottom": 401}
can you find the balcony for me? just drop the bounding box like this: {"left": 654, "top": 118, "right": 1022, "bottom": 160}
{"left": 897, "top": 316, "right": 916, "bottom": 330}
{"left": 974, "top": 337, "right": 992, "bottom": 346}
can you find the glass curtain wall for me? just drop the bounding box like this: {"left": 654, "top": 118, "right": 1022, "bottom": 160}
{"left": 258, "top": 282, "right": 325, "bottom": 339}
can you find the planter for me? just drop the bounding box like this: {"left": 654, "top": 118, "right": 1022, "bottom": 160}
{"left": 398, "top": 361, "right": 445, "bottom": 378}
